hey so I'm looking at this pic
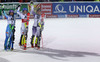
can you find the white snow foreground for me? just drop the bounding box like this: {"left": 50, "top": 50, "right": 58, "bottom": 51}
{"left": 0, "top": 18, "right": 100, "bottom": 62}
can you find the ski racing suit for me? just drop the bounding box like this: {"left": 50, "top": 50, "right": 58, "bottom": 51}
{"left": 31, "top": 14, "right": 44, "bottom": 48}
{"left": 17, "top": 6, "right": 30, "bottom": 45}
{"left": 3, "top": 11, "right": 15, "bottom": 50}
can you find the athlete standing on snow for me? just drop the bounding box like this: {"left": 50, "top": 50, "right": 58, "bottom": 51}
{"left": 30, "top": 7, "right": 45, "bottom": 49}
{"left": 16, "top": 4, "right": 30, "bottom": 48}
{"left": 2, "top": 5, "right": 16, "bottom": 51}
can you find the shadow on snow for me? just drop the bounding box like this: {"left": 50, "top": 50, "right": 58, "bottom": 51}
{"left": 0, "top": 57, "right": 9, "bottom": 62}
{"left": 13, "top": 47, "right": 100, "bottom": 61}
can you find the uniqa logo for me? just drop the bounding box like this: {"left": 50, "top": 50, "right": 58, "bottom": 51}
{"left": 69, "top": 5, "right": 100, "bottom": 13}
{"left": 54, "top": 4, "right": 67, "bottom": 13}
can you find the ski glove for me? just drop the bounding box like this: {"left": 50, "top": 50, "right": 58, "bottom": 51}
{"left": 1, "top": 4, "right": 4, "bottom": 12}
{"left": 30, "top": 1, "right": 33, "bottom": 5}
{"left": 16, "top": 4, "right": 21, "bottom": 9}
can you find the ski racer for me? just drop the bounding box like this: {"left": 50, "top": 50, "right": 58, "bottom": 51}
{"left": 2, "top": 5, "right": 16, "bottom": 51}
{"left": 16, "top": 4, "right": 30, "bottom": 50}
{"left": 30, "top": 7, "right": 45, "bottom": 49}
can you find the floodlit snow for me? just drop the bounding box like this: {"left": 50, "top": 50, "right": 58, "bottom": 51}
{"left": 0, "top": 18, "right": 100, "bottom": 62}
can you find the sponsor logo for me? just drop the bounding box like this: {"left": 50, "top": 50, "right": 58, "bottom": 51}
{"left": 89, "top": 14, "right": 100, "bottom": 18}
{"left": 67, "top": 14, "right": 79, "bottom": 18}
{"left": 46, "top": 15, "right": 58, "bottom": 18}
{"left": 54, "top": 4, "right": 66, "bottom": 13}
{"left": 58, "top": 15, "right": 65, "bottom": 18}
{"left": 40, "top": 3, "right": 52, "bottom": 15}
{"left": 69, "top": 5, "right": 100, "bottom": 13}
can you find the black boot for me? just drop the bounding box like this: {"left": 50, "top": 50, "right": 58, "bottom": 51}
{"left": 31, "top": 35, "right": 35, "bottom": 48}
{"left": 19, "top": 35, "right": 23, "bottom": 46}
{"left": 37, "top": 37, "right": 40, "bottom": 49}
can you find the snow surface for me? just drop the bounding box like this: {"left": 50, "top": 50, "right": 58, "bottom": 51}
{"left": 0, "top": 18, "right": 100, "bottom": 62}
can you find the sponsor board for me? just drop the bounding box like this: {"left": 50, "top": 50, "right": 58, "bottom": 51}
{"left": 58, "top": 15, "right": 65, "bottom": 18}
{"left": 1, "top": 2, "right": 100, "bottom": 19}
{"left": 46, "top": 15, "right": 58, "bottom": 18}
{"left": 67, "top": 14, "right": 79, "bottom": 18}
{"left": 40, "top": 3, "right": 52, "bottom": 15}
{"left": 79, "top": 14, "right": 87, "bottom": 17}
{"left": 0, "top": 4, "right": 28, "bottom": 16}
{"left": 89, "top": 14, "right": 100, "bottom": 18}
{"left": 53, "top": 2, "right": 100, "bottom": 15}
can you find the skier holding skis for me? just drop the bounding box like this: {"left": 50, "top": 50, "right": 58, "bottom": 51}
{"left": 16, "top": 4, "right": 30, "bottom": 50}
{"left": 2, "top": 5, "right": 16, "bottom": 51}
{"left": 31, "top": 7, "right": 44, "bottom": 49}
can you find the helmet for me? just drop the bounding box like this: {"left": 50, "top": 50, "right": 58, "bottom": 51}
{"left": 9, "top": 10, "right": 14, "bottom": 13}
{"left": 22, "top": 8, "right": 28, "bottom": 12}
{"left": 9, "top": 10, "right": 14, "bottom": 15}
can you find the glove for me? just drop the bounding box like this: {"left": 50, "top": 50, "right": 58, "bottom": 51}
{"left": 1, "top": 4, "right": 4, "bottom": 9}
{"left": 30, "top": 1, "right": 33, "bottom": 5}
{"left": 1, "top": 4, "right": 4, "bottom": 12}
{"left": 16, "top": 4, "right": 21, "bottom": 9}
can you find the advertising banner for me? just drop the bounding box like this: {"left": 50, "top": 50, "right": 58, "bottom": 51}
{"left": 0, "top": 2, "right": 100, "bottom": 19}
{"left": 67, "top": 14, "right": 79, "bottom": 18}
{"left": 58, "top": 15, "right": 65, "bottom": 18}
{"left": 52, "top": 2, "right": 100, "bottom": 15}
{"left": 89, "top": 14, "right": 100, "bottom": 18}
{"left": 46, "top": 15, "right": 58, "bottom": 18}
{"left": 0, "top": 4, "right": 28, "bottom": 15}
{"left": 40, "top": 3, "right": 52, "bottom": 15}
{"left": 0, "top": 3, "right": 28, "bottom": 19}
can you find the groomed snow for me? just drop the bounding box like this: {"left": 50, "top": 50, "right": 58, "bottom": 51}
{"left": 0, "top": 18, "right": 100, "bottom": 62}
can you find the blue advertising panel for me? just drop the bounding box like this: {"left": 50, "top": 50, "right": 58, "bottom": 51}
{"left": 52, "top": 2, "right": 100, "bottom": 15}
{"left": 58, "top": 15, "right": 65, "bottom": 18}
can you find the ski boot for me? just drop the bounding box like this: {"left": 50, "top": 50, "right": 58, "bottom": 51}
{"left": 4, "top": 46, "right": 7, "bottom": 50}
{"left": 24, "top": 43, "right": 26, "bottom": 50}
{"left": 35, "top": 44, "right": 37, "bottom": 47}
{"left": 37, "top": 46, "right": 40, "bottom": 50}
{"left": 11, "top": 48, "right": 14, "bottom": 51}
{"left": 31, "top": 44, "right": 34, "bottom": 48}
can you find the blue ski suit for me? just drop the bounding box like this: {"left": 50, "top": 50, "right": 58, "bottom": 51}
{"left": 3, "top": 11, "right": 15, "bottom": 50}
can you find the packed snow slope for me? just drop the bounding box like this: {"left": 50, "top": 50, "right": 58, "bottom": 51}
{"left": 0, "top": 18, "right": 100, "bottom": 62}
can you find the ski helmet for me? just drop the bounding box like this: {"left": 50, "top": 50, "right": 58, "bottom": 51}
{"left": 22, "top": 8, "right": 28, "bottom": 12}
{"left": 9, "top": 10, "right": 14, "bottom": 13}
{"left": 9, "top": 10, "right": 14, "bottom": 15}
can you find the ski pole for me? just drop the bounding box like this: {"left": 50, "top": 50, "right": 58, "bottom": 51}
{"left": 41, "top": 34, "right": 43, "bottom": 48}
